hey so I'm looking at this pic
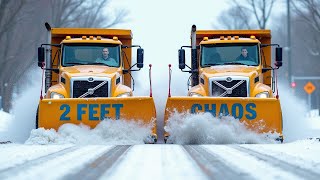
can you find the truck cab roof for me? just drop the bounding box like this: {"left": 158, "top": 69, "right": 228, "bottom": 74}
{"left": 200, "top": 37, "right": 260, "bottom": 45}
{"left": 61, "top": 37, "right": 122, "bottom": 45}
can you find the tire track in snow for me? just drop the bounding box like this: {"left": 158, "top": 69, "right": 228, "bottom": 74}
{"left": 183, "top": 145, "right": 252, "bottom": 180}
{"left": 62, "top": 145, "right": 131, "bottom": 180}
{"left": 0, "top": 146, "right": 79, "bottom": 178}
{"left": 231, "top": 145, "right": 320, "bottom": 180}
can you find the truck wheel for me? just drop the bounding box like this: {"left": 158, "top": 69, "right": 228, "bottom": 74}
{"left": 276, "top": 136, "right": 284, "bottom": 143}
{"left": 164, "top": 135, "right": 169, "bottom": 144}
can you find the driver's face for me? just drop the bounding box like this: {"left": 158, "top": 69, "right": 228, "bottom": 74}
{"left": 241, "top": 49, "right": 248, "bottom": 57}
{"left": 102, "top": 48, "right": 109, "bottom": 57}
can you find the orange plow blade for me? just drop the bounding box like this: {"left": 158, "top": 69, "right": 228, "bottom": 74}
{"left": 164, "top": 97, "right": 282, "bottom": 138}
{"left": 38, "top": 97, "right": 157, "bottom": 141}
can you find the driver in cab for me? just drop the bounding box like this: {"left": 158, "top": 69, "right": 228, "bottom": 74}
{"left": 236, "top": 47, "right": 254, "bottom": 61}
{"left": 95, "top": 47, "right": 118, "bottom": 66}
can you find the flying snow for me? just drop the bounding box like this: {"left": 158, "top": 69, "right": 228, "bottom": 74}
{"left": 164, "top": 111, "right": 280, "bottom": 144}
{"left": 25, "top": 119, "right": 154, "bottom": 145}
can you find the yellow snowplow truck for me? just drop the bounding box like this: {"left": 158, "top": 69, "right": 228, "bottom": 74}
{"left": 36, "top": 23, "right": 157, "bottom": 143}
{"left": 165, "top": 25, "right": 284, "bottom": 143}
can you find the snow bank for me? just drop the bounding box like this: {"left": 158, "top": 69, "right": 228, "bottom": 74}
{"left": 0, "top": 110, "right": 13, "bottom": 142}
{"left": 279, "top": 83, "right": 320, "bottom": 142}
{"left": 0, "top": 110, "right": 12, "bottom": 132}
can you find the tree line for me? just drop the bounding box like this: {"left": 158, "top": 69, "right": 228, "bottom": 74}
{"left": 0, "top": 0, "right": 319, "bottom": 111}
{"left": 216, "top": 0, "right": 320, "bottom": 109}
{"left": 0, "top": 0, "right": 127, "bottom": 112}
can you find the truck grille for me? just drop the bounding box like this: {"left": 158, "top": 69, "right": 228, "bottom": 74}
{"left": 211, "top": 80, "right": 247, "bottom": 97}
{"left": 73, "top": 81, "right": 109, "bottom": 98}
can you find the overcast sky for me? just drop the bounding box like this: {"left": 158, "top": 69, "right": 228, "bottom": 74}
{"left": 107, "top": 0, "right": 286, "bottom": 80}
{"left": 105, "top": 0, "right": 287, "bottom": 113}
{"left": 107, "top": 0, "right": 229, "bottom": 94}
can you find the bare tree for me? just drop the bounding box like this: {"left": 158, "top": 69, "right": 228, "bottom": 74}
{"left": 273, "top": 4, "right": 320, "bottom": 108}
{"left": 215, "top": 6, "right": 253, "bottom": 29}
{"left": 291, "top": 0, "right": 320, "bottom": 56}
{"left": 232, "top": 0, "right": 276, "bottom": 29}
{"left": 0, "top": 0, "right": 34, "bottom": 112}
{"left": 49, "top": 0, "right": 128, "bottom": 28}
{"left": 0, "top": 0, "right": 128, "bottom": 112}
{"left": 0, "top": 0, "right": 26, "bottom": 39}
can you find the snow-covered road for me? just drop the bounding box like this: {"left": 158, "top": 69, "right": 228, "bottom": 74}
{"left": 1, "top": 85, "right": 320, "bottom": 179}
{"left": 1, "top": 140, "right": 320, "bottom": 180}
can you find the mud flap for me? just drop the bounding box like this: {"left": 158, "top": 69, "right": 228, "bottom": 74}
{"left": 164, "top": 97, "right": 283, "bottom": 136}
{"left": 38, "top": 96, "right": 157, "bottom": 136}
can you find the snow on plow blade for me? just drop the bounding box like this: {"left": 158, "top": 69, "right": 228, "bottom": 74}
{"left": 164, "top": 97, "right": 282, "bottom": 134}
{"left": 38, "top": 97, "right": 157, "bottom": 134}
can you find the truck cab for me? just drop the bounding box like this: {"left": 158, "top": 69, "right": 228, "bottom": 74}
{"left": 188, "top": 35, "right": 281, "bottom": 98}
{"left": 165, "top": 26, "right": 284, "bottom": 143}
{"left": 177, "top": 27, "right": 283, "bottom": 98}
{"left": 37, "top": 27, "right": 157, "bottom": 143}
{"left": 42, "top": 36, "right": 137, "bottom": 99}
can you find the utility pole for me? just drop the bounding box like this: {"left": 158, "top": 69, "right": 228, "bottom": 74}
{"left": 287, "top": 0, "right": 292, "bottom": 86}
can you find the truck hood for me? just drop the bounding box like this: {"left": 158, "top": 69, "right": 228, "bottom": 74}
{"left": 202, "top": 65, "right": 259, "bottom": 78}
{"left": 61, "top": 65, "right": 119, "bottom": 78}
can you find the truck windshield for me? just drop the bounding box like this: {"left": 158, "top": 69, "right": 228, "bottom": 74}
{"left": 201, "top": 43, "right": 259, "bottom": 67}
{"left": 62, "top": 44, "right": 121, "bottom": 67}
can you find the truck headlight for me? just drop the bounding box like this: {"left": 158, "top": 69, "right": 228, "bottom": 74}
{"left": 51, "top": 92, "right": 65, "bottom": 99}
{"left": 189, "top": 92, "right": 203, "bottom": 97}
{"left": 116, "top": 92, "right": 132, "bottom": 97}
{"left": 255, "top": 92, "right": 269, "bottom": 98}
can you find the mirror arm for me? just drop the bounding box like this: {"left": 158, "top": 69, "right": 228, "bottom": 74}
{"left": 123, "top": 63, "right": 141, "bottom": 74}
{"left": 41, "top": 43, "right": 60, "bottom": 47}
{"left": 181, "top": 64, "right": 197, "bottom": 73}
{"left": 181, "top": 69, "right": 198, "bottom": 73}
{"left": 122, "top": 45, "right": 142, "bottom": 49}
{"left": 180, "top": 45, "right": 200, "bottom": 49}
{"left": 179, "top": 46, "right": 200, "bottom": 72}
{"left": 181, "top": 46, "right": 191, "bottom": 49}
{"left": 45, "top": 68, "right": 59, "bottom": 73}
{"left": 185, "top": 64, "right": 192, "bottom": 70}
{"left": 123, "top": 69, "right": 141, "bottom": 74}
{"left": 260, "top": 44, "right": 280, "bottom": 48}
{"left": 262, "top": 66, "right": 281, "bottom": 73}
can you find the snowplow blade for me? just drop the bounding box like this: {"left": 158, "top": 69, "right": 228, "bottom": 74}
{"left": 164, "top": 97, "right": 282, "bottom": 135}
{"left": 38, "top": 97, "right": 157, "bottom": 135}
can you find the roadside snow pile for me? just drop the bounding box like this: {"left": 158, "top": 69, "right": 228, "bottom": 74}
{"left": 0, "top": 110, "right": 12, "bottom": 132}
{"left": 278, "top": 84, "right": 320, "bottom": 142}
{"left": 308, "top": 116, "right": 320, "bottom": 129}
{"left": 25, "top": 119, "right": 154, "bottom": 145}
{"left": 306, "top": 110, "right": 320, "bottom": 130}
{"left": 164, "top": 112, "right": 280, "bottom": 144}
{"left": 0, "top": 110, "right": 13, "bottom": 142}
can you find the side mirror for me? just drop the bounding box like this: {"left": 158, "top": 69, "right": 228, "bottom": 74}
{"left": 137, "top": 48, "right": 144, "bottom": 68}
{"left": 179, "top": 49, "right": 186, "bottom": 69}
{"left": 38, "top": 47, "right": 45, "bottom": 67}
{"left": 275, "top": 47, "right": 283, "bottom": 67}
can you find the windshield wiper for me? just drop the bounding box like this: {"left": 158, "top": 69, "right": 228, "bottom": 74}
{"left": 90, "top": 62, "right": 118, "bottom": 67}
{"left": 202, "top": 63, "right": 223, "bottom": 67}
{"left": 223, "top": 62, "right": 248, "bottom": 65}
{"left": 65, "top": 62, "right": 86, "bottom": 65}
{"left": 90, "top": 62, "right": 106, "bottom": 65}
